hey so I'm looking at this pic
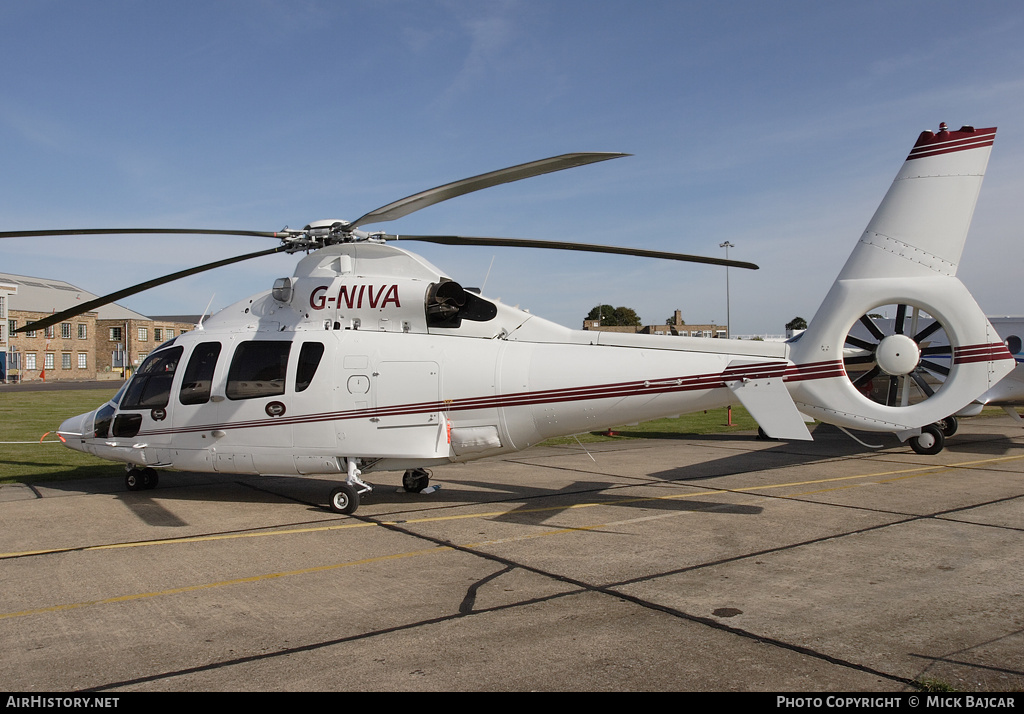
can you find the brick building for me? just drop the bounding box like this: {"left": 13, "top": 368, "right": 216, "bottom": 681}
{"left": 1, "top": 272, "right": 197, "bottom": 383}
{"left": 582, "top": 309, "right": 727, "bottom": 338}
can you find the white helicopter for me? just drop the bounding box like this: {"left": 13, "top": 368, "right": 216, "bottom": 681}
{"left": 4, "top": 123, "right": 1014, "bottom": 515}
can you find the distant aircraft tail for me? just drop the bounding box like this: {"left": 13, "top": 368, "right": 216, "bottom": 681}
{"left": 787, "top": 124, "right": 1014, "bottom": 439}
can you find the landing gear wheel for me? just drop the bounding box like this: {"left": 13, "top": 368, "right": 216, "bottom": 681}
{"left": 125, "top": 468, "right": 144, "bottom": 491}
{"left": 936, "top": 415, "right": 958, "bottom": 437}
{"left": 329, "top": 484, "right": 360, "bottom": 515}
{"left": 126, "top": 468, "right": 159, "bottom": 491}
{"left": 909, "top": 424, "right": 945, "bottom": 456}
{"left": 141, "top": 468, "right": 158, "bottom": 490}
{"left": 402, "top": 468, "right": 431, "bottom": 493}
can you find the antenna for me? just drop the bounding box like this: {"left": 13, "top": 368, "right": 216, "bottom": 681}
{"left": 481, "top": 255, "right": 496, "bottom": 293}
{"left": 198, "top": 294, "right": 216, "bottom": 330}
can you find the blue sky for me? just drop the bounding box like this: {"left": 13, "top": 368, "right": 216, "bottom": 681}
{"left": 3, "top": 0, "right": 1024, "bottom": 335}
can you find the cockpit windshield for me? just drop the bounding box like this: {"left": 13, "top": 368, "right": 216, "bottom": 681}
{"left": 120, "top": 347, "right": 183, "bottom": 410}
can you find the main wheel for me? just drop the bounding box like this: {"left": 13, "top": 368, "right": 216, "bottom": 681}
{"left": 329, "top": 484, "right": 360, "bottom": 515}
{"left": 402, "top": 468, "right": 431, "bottom": 493}
{"left": 125, "top": 469, "right": 144, "bottom": 491}
{"left": 909, "top": 424, "right": 945, "bottom": 455}
{"left": 936, "top": 415, "right": 958, "bottom": 437}
{"left": 141, "top": 468, "right": 159, "bottom": 490}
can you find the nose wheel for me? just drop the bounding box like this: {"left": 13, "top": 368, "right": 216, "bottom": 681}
{"left": 328, "top": 457, "right": 371, "bottom": 515}
{"left": 329, "top": 483, "right": 360, "bottom": 514}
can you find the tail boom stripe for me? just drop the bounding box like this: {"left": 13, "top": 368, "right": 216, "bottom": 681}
{"left": 954, "top": 342, "right": 1013, "bottom": 365}
{"left": 127, "top": 345, "right": 1009, "bottom": 438}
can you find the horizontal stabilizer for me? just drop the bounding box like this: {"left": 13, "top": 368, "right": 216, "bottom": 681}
{"left": 725, "top": 361, "right": 813, "bottom": 440}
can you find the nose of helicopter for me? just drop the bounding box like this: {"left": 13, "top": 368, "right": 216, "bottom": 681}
{"left": 56, "top": 409, "right": 95, "bottom": 453}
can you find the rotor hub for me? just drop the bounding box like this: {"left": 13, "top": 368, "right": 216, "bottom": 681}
{"left": 875, "top": 334, "right": 921, "bottom": 376}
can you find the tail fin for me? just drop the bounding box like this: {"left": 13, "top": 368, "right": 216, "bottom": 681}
{"left": 787, "top": 124, "right": 1013, "bottom": 435}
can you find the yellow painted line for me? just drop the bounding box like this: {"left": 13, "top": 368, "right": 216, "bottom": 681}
{"left": 4, "top": 452, "right": 1023, "bottom": 561}
{"left": 4, "top": 452, "right": 1024, "bottom": 621}
{"left": 0, "top": 516, "right": 666, "bottom": 621}
{"left": 0, "top": 519, "right": 379, "bottom": 559}
{"left": 0, "top": 546, "right": 449, "bottom": 621}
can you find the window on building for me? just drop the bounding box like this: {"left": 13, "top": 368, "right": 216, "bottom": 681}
{"left": 226, "top": 341, "right": 290, "bottom": 400}
{"left": 44, "top": 353, "right": 54, "bottom": 370}
{"left": 44, "top": 326, "right": 54, "bottom": 339}
{"left": 61, "top": 353, "right": 71, "bottom": 370}
{"left": 25, "top": 329, "right": 36, "bottom": 338}
{"left": 78, "top": 353, "right": 87, "bottom": 369}
{"left": 77, "top": 324, "right": 87, "bottom": 339}
{"left": 7, "top": 320, "right": 15, "bottom": 336}
{"left": 154, "top": 328, "right": 162, "bottom": 341}
{"left": 138, "top": 327, "right": 148, "bottom": 341}
{"left": 61, "top": 323, "right": 72, "bottom": 339}
{"left": 109, "top": 327, "right": 122, "bottom": 342}
{"left": 25, "top": 353, "right": 36, "bottom": 370}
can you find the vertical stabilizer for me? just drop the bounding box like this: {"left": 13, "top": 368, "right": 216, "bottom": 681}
{"left": 787, "top": 124, "right": 1012, "bottom": 436}
{"left": 838, "top": 124, "right": 996, "bottom": 281}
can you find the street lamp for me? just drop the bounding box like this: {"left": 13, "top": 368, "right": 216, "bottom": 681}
{"left": 720, "top": 241, "right": 734, "bottom": 338}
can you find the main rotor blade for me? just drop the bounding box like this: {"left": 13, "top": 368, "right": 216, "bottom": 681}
{"left": 350, "top": 153, "right": 629, "bottom": 229}
{"left": 384, "top": 234, "right": 759, "bottom": 269}
{"left": 0, "top": 227, "right": 286, "bottom": 240}
{"left": 15, "top": 245, "right": 289, "bottom": 334}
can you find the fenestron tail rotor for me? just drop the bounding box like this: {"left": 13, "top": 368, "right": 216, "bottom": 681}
{"left": 843, "top": 303, "right": 952, "bottom": 408}
{"left": 5, "top": 151, "right": 759, "bottom": 333}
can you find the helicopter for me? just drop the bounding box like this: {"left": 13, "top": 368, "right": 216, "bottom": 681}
{"left": 3, "top": 124, "right": 1014, "bottom": 515}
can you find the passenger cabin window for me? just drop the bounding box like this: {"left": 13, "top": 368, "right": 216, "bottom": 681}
{"left": 296, "top": 342, "right": 325, "bottom": 392}
{"left": 120, "top": 347, "right": 183, "bottom": 410}
{"left": 226, "top": 341, "right": 290, "bottom": 400}
{"left": 179, "top": 342, "right": 222, "bottom": 405}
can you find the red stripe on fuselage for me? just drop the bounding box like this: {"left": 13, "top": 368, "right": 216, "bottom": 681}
{"left": 130, "top": 345, "right": 1004, "bottom": 438}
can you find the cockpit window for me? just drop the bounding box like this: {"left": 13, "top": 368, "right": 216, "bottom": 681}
{"left": 179, "top": 342, "right": 222, "bottom": 405}
{"left": 120, "top": 346, "right": 184, "bottom": 410}
{"left": 111, "top": 380, "right": 130, "bottom": 407}
{"left": 226, "top": 341, "right": 291, "bottom": 400}
{"left": 296, "top": 342, "right": 325, "bottom": 392}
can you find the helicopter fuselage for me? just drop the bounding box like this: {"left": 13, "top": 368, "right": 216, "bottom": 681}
{"left": 57, "top": 243, "right": 804, "bottom": 477}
